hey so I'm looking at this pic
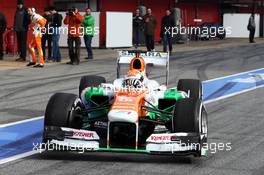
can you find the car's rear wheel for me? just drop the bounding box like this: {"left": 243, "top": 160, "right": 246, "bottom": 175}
{"left": 172, "top": 98, "right": 208, "bottom": 156}
{"left": 177, "top": 79, "right": 202, "bottom": 101}
{"left": 43, "top": 93, "right": 83, "bottom": 142}
{"left": 79, "top": 75, "right": 106, "bottom": 97}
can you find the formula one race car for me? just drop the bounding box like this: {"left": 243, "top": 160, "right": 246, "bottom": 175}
{"left": 43, "top": 50, "right": 208, "bottom": 157}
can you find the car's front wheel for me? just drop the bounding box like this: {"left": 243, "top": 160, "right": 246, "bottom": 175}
{"left": 177, "top": 79, "right": 202, "bottom": 101}
{"left": 43, "top": 93, "right": 83, "bottom": 142}
{"left": 172, "top": 98, "right": 208, "bottom": 156}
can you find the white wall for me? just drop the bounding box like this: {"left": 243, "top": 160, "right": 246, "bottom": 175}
{"left": 59, "top": 12, "right": 100, "bottom": 47}
{"left": 223, "top": 13, "right": 259, "bottom": 38}
{"left": 106, "top": 12, "right": 133, "bottom": 48}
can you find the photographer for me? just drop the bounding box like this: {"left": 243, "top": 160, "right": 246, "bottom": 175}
{"left": 64, "top": 7, "right": 83, "bottom": 65}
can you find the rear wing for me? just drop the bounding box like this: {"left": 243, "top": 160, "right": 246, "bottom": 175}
{"left": 117, "top": 50, "right": 170, "bottom": 86}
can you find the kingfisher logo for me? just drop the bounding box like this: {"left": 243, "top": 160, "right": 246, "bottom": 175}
{"left": 73, "top": 131, "right": 94, "bottom": 138}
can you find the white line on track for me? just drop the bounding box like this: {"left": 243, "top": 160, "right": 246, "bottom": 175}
{"left": 204, "top": 84, "right": 264, "bottom": 104}
{"left": 0, "top": 116, "right": 44, "bottom": 165}
{"left": 0, "top": 150, "right": 38, "bottom": 165}
{"left": 0, "top": 116, "right": 44, "bottom": 128}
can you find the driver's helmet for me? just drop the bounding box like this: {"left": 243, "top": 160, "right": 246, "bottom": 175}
{"left": 124, "top": 69, "right": 144, "bottom": 89}
{"left": 126, "top": 69, "right": 143, "bottom": 80}
{"left": 123, "top": 57, "right": 146, "bottom": 89}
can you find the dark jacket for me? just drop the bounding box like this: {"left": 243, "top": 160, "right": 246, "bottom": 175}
{"left": 247, "top": 15, "right": 256, "bottom": 31}
{"left": 0, "top": 12, "right": 7, "bottom": 33}
{"left": 13, "top": 6, "right": 30, "bottom": 32}
{"left": 144, "top": 14, "right": 157, "bottom": 36}
{"left": 43, "top": 13, "right": 52, "bottom": 35}
{"left": 43, "top": 13, "right": 52, "bottom": 28}
{"left": 160, "top": 15, "right": 175, "bottom": 37}
{"left": 133, "top": 15, "right": 144, "bottom": 31}
{"left": 51, "top": 13, "right": 63, "bottom": 28}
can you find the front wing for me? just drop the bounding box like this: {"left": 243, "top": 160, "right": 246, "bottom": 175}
{"left": 43, "top": 127, "right": 208, "bottom": 156}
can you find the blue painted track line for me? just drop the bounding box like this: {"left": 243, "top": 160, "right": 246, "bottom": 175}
{"left": 0, "top": 67, "right": 264, "bottom": 162}
{"left": 203, "top": 68, "right": 264, "bottom": 102}
{"left": 0, "top": 118, "right": 43, "bottom": 159}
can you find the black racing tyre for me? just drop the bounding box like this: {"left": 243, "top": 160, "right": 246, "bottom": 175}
{"left": 177, "top": 79, "right": 202, "bottom": 101}
{"left": 44, "top": 93, "right": 83, "bottom": 129}
{"left": 172, "top": 98, "right": 198, "bottom": 133}
{"left": 79, "top": 75, "right": 106, "bottom": 97}
{"left": 172, "top": 98, "right": 208, "bottom": 156}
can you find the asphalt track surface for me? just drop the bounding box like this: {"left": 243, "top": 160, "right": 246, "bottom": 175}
{"left": 0, "top": 43, "right": 264, "bottom": 175}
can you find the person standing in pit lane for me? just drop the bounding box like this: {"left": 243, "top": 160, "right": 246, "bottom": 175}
{"left": 133, "top": 9, "right": 144, "bottom": 48}
{"left": 14, "top": 0, "right": 30, "bottom": 62}
{"left": 64, "top": 7, "right": 84, "bottom": 65}
{"left": 27, "top": 7, "right": 47, "bottom": 68}
{"left": 41, "top": 7, "right": 52, "bottom": 61}
{"left": 160, "top": 10, "right": 175, "bottom": 54}
{"left": 82, "top": 8, "right": 95, "bottom": 60}
{"left": 50, "top": 6, "right": 63, "bottom": 62}
{"left": 144, "top": 8, "right": 157, "bottom": 51}
{"left": 248, "top": 13, "right": 256, "bottom": 43}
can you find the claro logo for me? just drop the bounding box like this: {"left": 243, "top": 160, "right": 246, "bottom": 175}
{"left": 73, "top": 131, "right": 94, "bottom": 138}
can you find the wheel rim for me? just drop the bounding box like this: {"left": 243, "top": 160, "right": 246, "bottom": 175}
{"left": 69, "top": 98, "right": 83, "bottom": 128}
{"left": 70, "top": 100, "right": 82, "bottom": 116}
{"left": 201, "top": 108, "right": 208, "bottom": 138}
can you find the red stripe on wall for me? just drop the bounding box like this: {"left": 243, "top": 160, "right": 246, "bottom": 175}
{"left": 1, "top": 0, "right": 220, "bottom": 47}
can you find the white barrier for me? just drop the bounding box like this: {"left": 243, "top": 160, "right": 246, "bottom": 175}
{"left": 223, "top": 13, "right": 260, "bottom": 38}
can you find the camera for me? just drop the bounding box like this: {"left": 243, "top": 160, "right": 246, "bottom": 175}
{"left": 67, "top": 8, "right": 75, "bottom": 16}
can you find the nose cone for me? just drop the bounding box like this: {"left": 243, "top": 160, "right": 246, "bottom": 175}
{"left": 108, "top": 110, "right": 138, "bottom": 123}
